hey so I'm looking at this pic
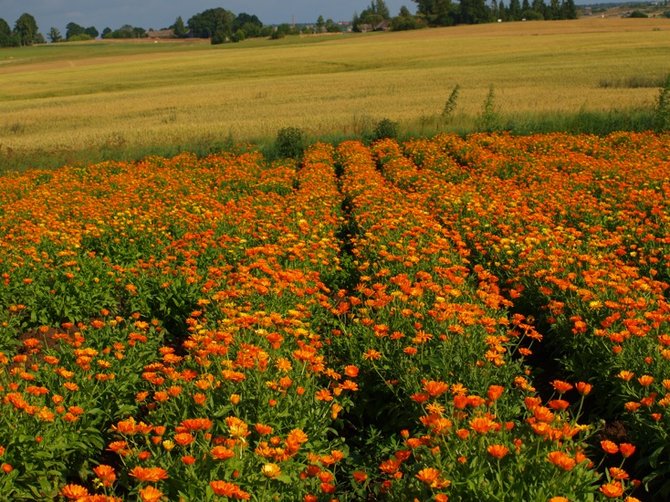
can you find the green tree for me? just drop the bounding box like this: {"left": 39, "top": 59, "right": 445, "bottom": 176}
{"left": 48, "top": 27, "right": 63, "bottom": 43}
{"left": 316, "top": 15, "right": 325, "bottom": 32}
{"left": 233, "top": 13, "right": 263, "bottom": 38}
{"left": 532, "top": 0, "right": 546, "bottom": 18}
{"left": 84, "top": 26, "right": 99, "bottom": 38}
{"left": 459, "top": 0, "right": 491, "bottom": 23}
{"left": 562, "top": 0, "right": 577, "bottom": 19}
{"left": 0, "top": 18, "right": 15, "bottom": 47}
{"left": 509, "top": 0, "right": 522, "bottom": 19}
{"left": 359, "top": 0, "right": 392, "bottom": 28}
{"left": 172, "top": 16, "right": 187, "bottom": 37}
{"left": 412, "top": 0, "right": 455, "bottom": 26}
{"left": 66, "top": 22, "right": 85, "bottom": 40}
{"left": 352, "top": 12, "right": 361, "bottom": 31}
{"left": 101, "top": 27, "right": 112, "bottom": 38}
{"left": 391, "top": 6, "right": 424, "bottom": 30}
{"left": 325, "top": 19, "right": 342, "bottom": 32}
{"left": 188, "top": 8, "right": 235, "bottom": 40}
{"left": 14, "top": 13, "right": 40, "bottom": 46}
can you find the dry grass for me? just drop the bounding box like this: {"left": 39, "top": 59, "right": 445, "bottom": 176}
{"left": 1, "top": 17, "right": 669, "bottom": 168}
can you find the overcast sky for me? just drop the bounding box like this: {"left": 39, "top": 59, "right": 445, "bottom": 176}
{"left": 0, "top": 1, "right": 416, "bottom": 33}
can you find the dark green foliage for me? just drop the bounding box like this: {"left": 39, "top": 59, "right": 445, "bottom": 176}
{"left": 391, "top": 6, "right": 426, "bottom": 30}
{"left": 275, "top": 127, "right": 306, "bottom": 159}
{"left": 629, "top": 10, "right": 648, "bottom": 18}
{"left": 66, "top": 22, "right": 85, "bottom": 40}
{"left": 102, "top": 25, "right": 147, "bottom": 39}
{"left": 357, "top": 0, "right": 392, "bottom": 29}
{"left": 412, "top": 0, "right": 456, "bottom": 26}
{"left": 172, "top": 16, "right": 188, "bottom": 38}
{"left": 372, "top": 118, "right": 399, "bottom": 141}
{"left": 477, "top": 85, "right": 501, "bottom": 132}
{"left": 84, "top": 26, "right": 99, "bottom": 38}
{"left": 233, "top": 13, "right": 263, "bottom": 38}
{"left": 562, "top": 0, "right": 577, "bottom": 20}
{"left": 442, "top": 84, "right": 461, "bottom": 120}
{"left": 459, "top": 0, "right": 492, "bottom": 24}
{"left": 0, "top": 18, "right": 18, "bottom": 47}
{"left": 48, "top": 27, "right": 62, "bottom": 43}
{"left": 655, "top": 75, "right": 670, "bottom": 132}
{"left": 14, "top": 13, "right": 40, "bottom": 46}
{"left": 188, "top": 8, "right": 235, "bottom": 39}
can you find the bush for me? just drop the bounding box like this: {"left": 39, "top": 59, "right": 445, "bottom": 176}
{"left": 628, "top": 10, "right": 648, "bottom": 18}
{"left": 371, "top": 118, "right": 399, "bottom": 141}
{"left": 655, "top": 74, "right": 670, "bottom": 132}
{"left": 442, "top": 84, "right": 461, "bottom": 121}
{"left": 275, "top": 127, "right": 305, "bottom": 159}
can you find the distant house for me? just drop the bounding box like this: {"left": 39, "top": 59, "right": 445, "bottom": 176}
{"left": 358, "top": 21, "right": 391, "bottom": 33}
{"left": 373, "top": 20, "right": 391, "bottom": 31}
{"left": 147, "top": 28, "right": 175, "bottom": 39}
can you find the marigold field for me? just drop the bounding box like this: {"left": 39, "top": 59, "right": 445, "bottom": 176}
{"left": 0, "top": 132, "right": 669, "bottom": 501}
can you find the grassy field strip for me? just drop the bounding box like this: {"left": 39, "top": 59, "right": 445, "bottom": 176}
{"left": 1, "top": 18, "right": 669, "bottom": 170}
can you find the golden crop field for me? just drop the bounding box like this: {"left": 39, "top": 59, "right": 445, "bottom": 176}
{"left": 1, "top": 17, "right": 669, "bottom": 169}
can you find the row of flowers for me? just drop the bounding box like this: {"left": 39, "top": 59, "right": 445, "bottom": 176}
{"left": 394, "top": 132, "right": 670, "bottom": 496}
{"left": 1, "top": 132, "right": 666, "bottom": 500}
{"left": 331, "top": 139, "right": 614, "bottom": 500}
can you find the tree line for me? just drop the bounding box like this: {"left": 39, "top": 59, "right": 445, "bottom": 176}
{"left": 0, "top": 13, "right": 44, "bottom": 47}
{"left": 1, "top": 1, "right": 579, "bottom": 49}
{"left": 0, "top": 8, "right": 273, "bottom": 47}
{"left": 353, "top": 0, "right": 576, "bottom": 32}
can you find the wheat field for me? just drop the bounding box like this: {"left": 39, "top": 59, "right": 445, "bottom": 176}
{"left": 1, "top": 17, "right": 669, "bottom": 169}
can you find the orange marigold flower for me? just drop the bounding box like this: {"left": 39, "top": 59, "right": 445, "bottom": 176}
{"left": 180, "top": 418, "right": 213, "bottom": 431}
{"left": 139, "top": 485, "right": 164, "bottom": 502}
{"left": 379, "top": 458, "right": 402, "bottom": 475}
{"left": 619, "top": 443, "right": 636, "bottom": 458}
{"left": 575, "top": 382, "right": 592, "bottom": 395}
{"left": 315, "top": 389, "right": 333, "bottom": 402}
{"left": 416, "top": 467, "right": 440, "bottom": 484}
{"left": 181, "top": 455, "right": 196, "bottom": 465}
{"left": 618, "top": 370, "right": 634, "bottom": 381}
{"left": 344, "top": 365, "right": 359, "bottom": 378}
{"left": 551, "top": 380, "right": 573, "bottom": 394}
{"left": 363, "top": 349, "right": 382, "bottom": 360}
{"left": 549, "top": 498, "right": 569, "bottom": 502}
{"left": 209, "top": 480, "right": 251, "bottom": 499}
{"left": 173, "top": 432, "right": 195, "bottom": 447}
{"left": 60, "top": 484, "right": 90, "bottom": 499}
{"left": 93, "top": 464, "right": 117, "bottom": 487}
{"left": 255, "top": 423, "right": 273, "bottom": 435}
{"left": 415, "top": 467, "right": 450, "bottom": 489}
{"left": 226, "top": 417, "right": 249, "bottom": 439}
{"left": 129, "top": 466, "right": 169, "bottom": 483}
{"left": 533, "top": 406, "right": 555, "bottom": 423}
{"left": 470, "top": 416, "right": 496, "bottom": 434}
{"left": 600, "top": 481, "right": 624, "bottom": 498}
{"left": 423, "top": 380, "right": 450, "bottom": 397}
{"left": 609, "top": 467, "right": 629, "bottom": 480}
{"left": 487, "top": 444, "right": 510, "bottom": 459}
{"left": 547, "top": 451, "right": 576, "bottom": 471}
{"left": 1, "top": 463, "right": 12, "bottom": 473}
{"left": 548, "top": 399, "right": 570, "bottom": 411}
{"left": 601, "top": 440, "right": 619, "bottom": 454}
{"left": 353, "top": 471, "right": 368, "bottom": 483}
{"left": 638, "top": 375, "right": 654, "bottom": 387}
{"left": 211, "top": 446, "right": 235, "bottom": 461}
{"left": 261, "top": 463, "right": 281, "bottom": 478}
{"left": 487, "top": 385, "right": 504, "bottom": 402}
